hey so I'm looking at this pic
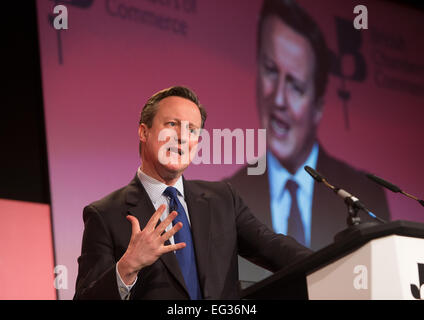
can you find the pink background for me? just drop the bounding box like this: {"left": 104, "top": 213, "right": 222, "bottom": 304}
{"left": 36, "top": 0, "right": 424, "bottom": 299}
{"left": 0, "top": 199, "right": 56, "bottom": 299}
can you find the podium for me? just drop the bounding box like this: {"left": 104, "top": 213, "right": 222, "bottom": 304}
{"left": 241, "top": 220, "right": 424, "bottom": 300}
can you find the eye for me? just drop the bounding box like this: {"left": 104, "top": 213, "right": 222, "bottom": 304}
{"left": 167, "top": 121, "right": 176, "bottom": 127}
{"left": 291, "top": 83, "right": 305, "bottom": 95}
{"left": 263, "top": 63, "right": 278, "bottom": 75}
{"left": 261, "top": 58, "right": 278, "bottom": 77}
{"left": 287, "top": 75, "right": 305, "bottom": 95}
{"left": 189, "top": 127, "right": 199, "bottom": 135}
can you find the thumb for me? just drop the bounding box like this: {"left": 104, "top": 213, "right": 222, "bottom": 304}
{"left": 126, "top": 215, "right": 141, "bottom": 236}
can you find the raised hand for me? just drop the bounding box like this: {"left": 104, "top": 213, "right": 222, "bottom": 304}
{"left": 117, "top": 204, "right": 186, "bottom": 285}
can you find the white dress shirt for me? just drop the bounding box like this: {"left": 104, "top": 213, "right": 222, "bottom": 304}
{"left": 267, "top": 143, "right": 319, "bottom": 248}
{"left": 116, "top": 167, "right": 191, "bottom": 299}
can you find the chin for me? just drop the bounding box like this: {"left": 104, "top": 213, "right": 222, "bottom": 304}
{"left": 270, "top": 141, "right": 296, "bottom": 166}
{"left": 162, "top": 162, "right": 189, "bottom": 175}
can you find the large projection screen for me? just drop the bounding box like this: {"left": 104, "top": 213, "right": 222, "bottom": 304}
{"left": 36, "top": 0, "right": 424, "bottom": 299}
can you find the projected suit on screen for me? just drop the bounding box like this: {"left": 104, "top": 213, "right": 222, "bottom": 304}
{"left": 227, "top": 0, "right": 390, "bottom": 257}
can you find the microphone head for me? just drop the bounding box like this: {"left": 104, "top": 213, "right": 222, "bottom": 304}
{"left": 304, "top": 166, "right": 325, "bottom": 183}
{"left": 366, "top": 173, "right": 401, "bottom": 193}
{"left": 419, "top": 200, "right": 424, "bottom": 207}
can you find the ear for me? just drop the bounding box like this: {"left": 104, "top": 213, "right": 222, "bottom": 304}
{"left": 138, "top": 123, "right": 149, "bottom": 143}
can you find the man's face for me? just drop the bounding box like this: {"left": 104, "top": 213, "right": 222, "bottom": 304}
{"left": 139, "top": 96, "right": 202, "bottom": 181}
{"left": 257, "top": 15, "right": 323, "bottom": 173}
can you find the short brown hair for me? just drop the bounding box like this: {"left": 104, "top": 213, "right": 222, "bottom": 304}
{"left": 257, "top": 0, "right": 330, "bottom": 102}
{"left": 138, "top": 86, "right": 207, "bottom": 155}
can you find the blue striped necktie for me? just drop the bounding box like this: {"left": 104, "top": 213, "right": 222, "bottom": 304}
{"left": 163, "top": 186, "right": 202, "bottom": 300}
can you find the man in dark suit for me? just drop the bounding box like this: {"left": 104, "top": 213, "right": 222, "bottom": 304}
{"left": 74, "top": 86, "right": 312, "bottom": 300}
{"left": 226, "top": 0, "right": 390, "bottom": 284}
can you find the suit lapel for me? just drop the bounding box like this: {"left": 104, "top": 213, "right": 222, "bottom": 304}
{"left": 183, "top": 178, "right": 212, "bottom": 299}
{"left": 252, "top": 165, "right": 272, "bottom": 228}
{"left": 125, "top": 176, "right": 156, "bottom": 228}
{"left": 229, "top": 157, "right": 272, "bottom": 229}
{"left": 125, "top": 175, "right": 189, "bottom": 296}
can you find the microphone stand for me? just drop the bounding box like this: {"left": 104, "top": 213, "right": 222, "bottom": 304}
{"left": 334, "top": 199, "right": 380, "bottom": 242}
{"left": 346, "top": 201, "right": 361, "bottom": 226}
{"left": 304, "top": 166, "right": 383, "bottom": 242}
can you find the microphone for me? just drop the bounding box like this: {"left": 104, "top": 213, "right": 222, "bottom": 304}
{"left": 333, "top": 187, "right": 386, "bottom": 223}
{"left": 304, "top": 166, "right": 386, "bottom": 223}
{"left": 304, "top": 165, "right": 336, "bottom": 191}
{"left": 304, "top": 165, "right": 325, "bottom": 183}
{"left": 366, "top": 173, "right": 401, "bottom": 193}
{"left": 333, "top": 187, "right": 366, "bottom": 211}
{"left": 366, "top": 173, "right": 424, "bottom": 208}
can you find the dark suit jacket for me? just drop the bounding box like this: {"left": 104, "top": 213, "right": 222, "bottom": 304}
{"left": 74, "top": 175, "right": 312, "bottom": 300}
{"left": 227, "top": 146, "right": 391, "bottom": 251}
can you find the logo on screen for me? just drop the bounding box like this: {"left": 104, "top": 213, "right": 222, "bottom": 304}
{"left": 410, "top": 263, "right": 424, "bottom": 300}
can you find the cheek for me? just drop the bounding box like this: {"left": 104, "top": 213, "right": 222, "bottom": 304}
{"left": 292, "top": 105, "right": 318, "bottom": 142}
{"left": 292, "top": 102, "right": 308, "bottom": 123}
{"left": 257, "top": 76, "right": 272, "bottom": 123}
{"left": 258, "top": 73, "right": 274, "bottom": 98}
{"left": 188, "top": 138, "right": 199, "bottom": 152}
{"left": 146, "top": 128, "right": 169, "bottom": 156}
{"left": 288, "top": 94, "right": 315, "bottom": 123}
{"left": 158, "top": 128, "right": 178, "bottom": 145}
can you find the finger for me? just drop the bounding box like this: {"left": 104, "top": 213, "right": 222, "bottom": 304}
{"left": 126, "top": 215, "right": 141, "bottom": 235}
{"left": 160, "top": 221, "right": 183, "bottom": 242}
{"left": 155, "top": 211, "right": 178, "bottom": 236}
{"left": 162, "top": 241, "right": 186, "bottom": 254}
{"left": 145, "top": 204, "right": 166, "bottom": 231}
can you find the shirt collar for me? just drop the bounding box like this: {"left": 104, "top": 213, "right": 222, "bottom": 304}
{"left": 137, "top": 167, "right": 185, "bottom": 204}
{"left": 267, "top": 143, "right": 319, "bottom": 198}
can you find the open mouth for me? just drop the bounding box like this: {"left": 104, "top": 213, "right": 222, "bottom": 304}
{"left": 270, "top": 114, "right": 291, "bottom": 138}
{"left": 167, "top": 146, "right": 184, "bottom": 156}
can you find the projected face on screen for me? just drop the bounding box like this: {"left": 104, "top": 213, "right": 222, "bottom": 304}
{"left": 257, "top": 15, "right": 323, "bottom": 174}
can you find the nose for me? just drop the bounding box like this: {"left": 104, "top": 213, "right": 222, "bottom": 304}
{"left": 176, "top": 136, "right": 187, "bottom": 145}
{"left": 173, "top": 127, "right": 187, "bottom": 145}
{"left": 273, "top": 76, "right": 286, "bottom": 108}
